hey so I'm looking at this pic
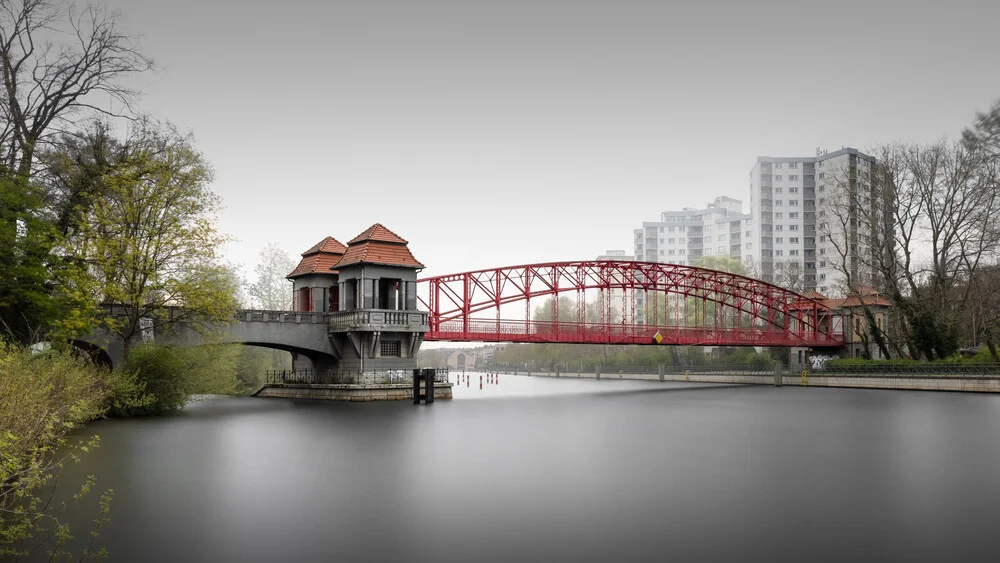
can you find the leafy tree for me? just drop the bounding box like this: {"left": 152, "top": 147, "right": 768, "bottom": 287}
{"left": 67, "top": 120, "right": 238, "bottom": 360}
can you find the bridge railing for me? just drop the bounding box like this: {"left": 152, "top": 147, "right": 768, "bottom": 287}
{"left": 429, "top": 319, "right": 844, "bottom": 346}
{"left": 236, "top": 310, "right": 327, "bottom": 323}
{"left": 265, "top": 368, "right": 450, "bottom": 385}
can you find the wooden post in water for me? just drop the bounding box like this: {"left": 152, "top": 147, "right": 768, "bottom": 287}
{"left": 412, "top": 368, "right": 436, "bottom": 404}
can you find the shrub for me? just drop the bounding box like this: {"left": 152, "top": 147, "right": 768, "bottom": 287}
{"left": 0, "top": 342, "right": 113, "bottom": 559}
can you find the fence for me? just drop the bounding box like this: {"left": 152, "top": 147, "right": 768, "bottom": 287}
{"left": 488, "top": 362, "right": 1000, "bottom": 379}
{"left": 265, "top": 368, "right": 450, "bottom": 385}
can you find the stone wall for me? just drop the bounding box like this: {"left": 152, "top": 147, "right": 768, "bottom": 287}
{"left": 253, "top": 382, "right": 453, "bottom": 401}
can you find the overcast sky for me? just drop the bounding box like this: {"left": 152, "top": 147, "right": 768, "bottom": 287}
{"left": 107, "top": 0, "right": 1000, "bottom": 281}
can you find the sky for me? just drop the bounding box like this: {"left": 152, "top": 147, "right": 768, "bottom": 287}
{"left": 103, "top": 0, "right": 1000, "bottom": 282}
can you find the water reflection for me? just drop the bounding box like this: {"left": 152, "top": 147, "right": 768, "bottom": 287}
{"left": 41, "top": 375, "right": 1000, "bottom": 562}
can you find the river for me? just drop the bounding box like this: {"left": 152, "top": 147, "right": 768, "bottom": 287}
{"left": 37, "top": 374, "right": 1000, "bottom": 562}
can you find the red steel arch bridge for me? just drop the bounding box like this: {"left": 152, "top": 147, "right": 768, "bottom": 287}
{"left": 418, "top": 260, "right": 844, "bottom": 348}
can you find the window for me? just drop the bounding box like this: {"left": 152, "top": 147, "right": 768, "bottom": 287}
{"left": 790, "top": 249, "right": 799, "bottom": 256}
{"left": 745, "top": 231, "right": 751, "bottom": 237}
{"left": 818, "top": 172, "right": 825, "bottom": 179}
{"left": 718, "top": 246, "right": 726, "bottom": 253}
{"left": 718, "top": 234, "right": 725, "bottom": 241}
{"left": 805, "top": 175, "right": 814, "bottom": 181}
{"left": 659, "top": 238, "right": 664, "bottom": 244}
{"left": 820, "top": 274, "right": 826, "bottom": 280}
{"left": 805, "top": 262, "right": 814, "bottom": 269}
{"left": 819, "top": 235, "right": 827, "bottom": 242}
{"left": 789, "top": 187, "right": 799, "bottom": 193}
{"left": 679, "top": 249, "right": 685, "bottom": 255}
{"left": 776, "top": 200, "right": 784, "bottom": 206}
{"left": 745, "top": 242, "right": 752, "bottom": 249}
{"left": 789, "top": 175, "right": 799, "bottom": 181}
{"left": 380, "top": 340, "right": 401, "bottom": 357}
{"left": 668, "top": 250, "right": 675, "bottom": 256}
{"left": 775, "top": 212, "right": 783, "bottom": 219}
{"left": 775, "top": 175, "right": 783, "bottom": 181}
{"left": 775, "top": 237, "right": 783, "bottom": 243}
{"left": 668, "top": 238, "right": 675, "bottom": 243}
{"left": 789, "top": 225, "right": 799, "bottom": 231}
{"left": 820, "top": 260, "right": 826, "bottom": 267}
{"left": 776, "top": 250, "right": 784, "bottom": 256}
{"left": 775, "top": 225, "right": 783, "bottom": 231}
{"left": 775, "top": 187, "right": 783, "bottom": 193}
{"left": 790, "top": 199, "right": 799, "bottom": 206}
{"left": 659, "top": 249, "right": 664, "bottom": 255}
{"left": 775, "top": 163, "right": 783, "bottom": 169}
{"left": 789, "top": 212, "right": 799, "bottom": 218}
{"left": 789, "top": 162, "right": 799, "bottom": 169}
{"left": 679, "top": 238, "right": 686, "bottom": 243}
{"left": 790, "top": 237, "right": 799, "bottom": 243}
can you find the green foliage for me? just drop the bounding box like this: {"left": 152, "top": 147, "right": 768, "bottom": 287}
{"left": 695, "top": 255, "right": 747, "bottom": 276}
{"left": 120, "top": 345, "right": 189, "bottom": 414}
{"left": 0, "top": 174, "right": 95, "bottom": 344}
{"left": 115, "top": 343, "right": 263, "bottom": 415}
{"left": 0, "top": 342, "right": 113, "bottom": 559}
{"left": 234, "top": 346, "right": 291, "bottom": 392}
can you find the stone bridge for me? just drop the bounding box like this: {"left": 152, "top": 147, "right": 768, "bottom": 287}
{"left": 76, "top": 308, "right": 429, "bottom": 373}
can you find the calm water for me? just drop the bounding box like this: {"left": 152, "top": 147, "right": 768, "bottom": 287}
{"left": 41, "top": 375, "right": 1000, "bottom": 562}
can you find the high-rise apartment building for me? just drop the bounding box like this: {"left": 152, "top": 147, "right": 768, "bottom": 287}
{"left": 632, "top": 196, "right": 750, "bottom": 266}
{"left": 631, "top": 196, "right": 750, "bottom": 323}
{"left": 748, "top": 147, "right": 885, "bottom": 295}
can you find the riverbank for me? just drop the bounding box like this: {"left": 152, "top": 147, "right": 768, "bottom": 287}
{"left": 514, "top": 369, "right": 1000, "bottom": 393}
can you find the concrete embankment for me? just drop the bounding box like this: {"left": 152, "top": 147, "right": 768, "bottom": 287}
{"left": 519, "top": 370, "right": 1000, "bottom": 393}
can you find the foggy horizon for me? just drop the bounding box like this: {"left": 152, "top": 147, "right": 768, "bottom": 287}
{"left": 105, "top": 0, "right": 1000, "bottom": 280}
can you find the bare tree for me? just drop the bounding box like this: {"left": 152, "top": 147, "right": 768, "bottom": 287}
{"left": 248, "top": 242, "right": 295, "bottom": 310}
{"left": 821, "top": 136, "right": 1000, "bottom": 360}
{"left": 0, "top": 0, "right": 152, "bottom": 178}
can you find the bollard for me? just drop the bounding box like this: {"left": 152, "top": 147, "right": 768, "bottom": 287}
{"left": 801, "top": 370, "right": 808, "bottom": 386}
{"left": 595, "top": 366, "right": 601, "bottom": 380}
{"left": 774, "top": 361, "right": 783, "bottom": 387}
{"left": 685, "top": 370, "right": 689, "bottom": 381}
{"left": 658, "top": 363, "right": 665, "bottom": 382}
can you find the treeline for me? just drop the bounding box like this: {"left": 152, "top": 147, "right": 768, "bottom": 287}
{"left": 492, "top": 343, "right": 776, "bottom": 371}
{"left": 0, "top": 1, "right": 281, "bottom": 557}
{"left": 822, "top": 100, "right": 1000, "bottom": 361}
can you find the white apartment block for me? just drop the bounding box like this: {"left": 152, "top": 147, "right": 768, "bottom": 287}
{"left": 748, "top": 147, "right": 885, "bottom": 295}
{"left": 631, "top": 196, "right": 750, "bottom": 323}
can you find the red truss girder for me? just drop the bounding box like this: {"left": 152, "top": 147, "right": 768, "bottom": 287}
{"left": 417, "top": 261, "right": 845, "bottom": 347}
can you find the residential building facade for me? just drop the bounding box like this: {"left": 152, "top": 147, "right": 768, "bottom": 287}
{"left": 748, "top": 147, "right": 886, "bottom": 295}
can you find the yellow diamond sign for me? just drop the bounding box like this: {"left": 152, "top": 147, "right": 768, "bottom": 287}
{"left": 653, "top": 331, "right": 663, "bottom": 344}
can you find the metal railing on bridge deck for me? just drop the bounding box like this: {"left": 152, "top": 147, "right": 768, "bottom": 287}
{"left": 236, "top": 310, "right": 327, "bottom": 323}
{"left": 265, "top": 368, "right": 451, "bottom": 385}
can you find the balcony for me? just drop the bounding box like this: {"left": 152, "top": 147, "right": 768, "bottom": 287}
{"left": 328, "top": 309, "right": 429, "bottom": 333}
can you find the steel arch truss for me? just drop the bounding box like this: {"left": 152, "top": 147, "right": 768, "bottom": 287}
{"left": 418, "top": 261, "right": 844, "bottom": 347}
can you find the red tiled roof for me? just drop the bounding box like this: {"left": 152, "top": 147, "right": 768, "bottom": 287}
{"left": 803, "top": 290, "right": 827, "bottom": 300}
{"left": 287, "top": 236, "right": 346, "bottom": 278}
{"left": 334, "top": 224, "right": 423, "bottom": 269}
{"left": 347, "top": 223, "right": 408, "bottom": 246}
{"left": 301, "top": 236, "right": 346, "bottom": 256}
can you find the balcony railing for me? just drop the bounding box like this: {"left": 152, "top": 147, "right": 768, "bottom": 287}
{"left": 235, "top": 310, "right": 328, "bottom": 323}
{"left": 328, "top": 309, "right": 429, "bottom": 332}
